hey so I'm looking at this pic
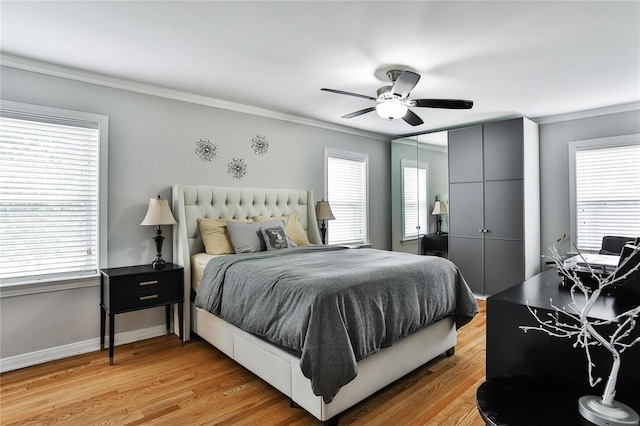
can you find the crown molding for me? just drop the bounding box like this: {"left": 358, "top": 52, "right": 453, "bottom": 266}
{"left": 0, "top": 53, "right": 389, "bottom": 142}
{"left": 532, "top": 101, "right": 640, "bottom": 125}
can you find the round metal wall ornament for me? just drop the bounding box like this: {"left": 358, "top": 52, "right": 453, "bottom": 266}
{"left": 195, "top": 138, "right": 218, "bottom": 161}
{"left": 228, "top": 158, "right": 247, "bottom": 179}
{"left": 251, "top": 134, "right": 269, "bottom": 155}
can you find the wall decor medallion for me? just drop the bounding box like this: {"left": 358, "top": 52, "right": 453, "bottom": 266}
{"left": 251, "top": 134, "right": 269, "bottom": 155}
{"left": 228, "top": 158, "right": 247, "bottom": 179}
{"left": 195, "top": 138, "right": 218, "bottom": 161}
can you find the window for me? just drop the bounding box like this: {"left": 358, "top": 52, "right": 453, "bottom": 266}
{"left": 325, "top": 148, "right": 368, "bottom": 245}
{"left": 0, "top": 100, "right": 108, "bottom": 286}
{"left": 569, "top": 134, "right": 640, "bottom": 252}
{"left": 402, "top": 159, "right": 428, "bottom": 240}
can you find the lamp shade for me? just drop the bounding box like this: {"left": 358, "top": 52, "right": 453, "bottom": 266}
{"left": 431, "top": 201, "right": 448, "bottom": 216}
{"left": 140, "top": 197, "right": 177, "bottom": 226}
{"left": 316, "top": 200, "right": 335, "bottom": 221}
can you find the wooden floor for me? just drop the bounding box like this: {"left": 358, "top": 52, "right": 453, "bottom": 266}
{"left": 0, "top": 300, "right": 486, "bottom": 426}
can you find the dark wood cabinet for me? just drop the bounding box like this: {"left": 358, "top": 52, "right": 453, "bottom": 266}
{"left": 421, "top": 233, "right": 448, "bottom": 256}
{"left": 486, "top": 270, "right": 640, "bottom": 410}
{"left": 100, "top": 263, "right": 184, "bottom": 364}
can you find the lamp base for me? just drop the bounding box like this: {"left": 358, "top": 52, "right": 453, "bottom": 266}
{"left": 152, "top": 258, "right": 167, "bottom": 270}
{"left": 152, "top": 229, "right": 167, "bottom": 269}
{"left": 579, "top": 395, "right": 639, "bottom": 426}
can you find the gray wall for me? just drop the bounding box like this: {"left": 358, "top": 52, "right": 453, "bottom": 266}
{"left": 539, "top": 110, "right": 640, "bottom": 257}
{"left": 0, "top": 66, "right": 391, "bottom": 364}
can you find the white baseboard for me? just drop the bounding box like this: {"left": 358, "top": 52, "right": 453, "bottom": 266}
{"left": 0, "top": 324, "right": 169, "bottom": 373}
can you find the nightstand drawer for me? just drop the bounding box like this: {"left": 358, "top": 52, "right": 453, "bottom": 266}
{"left": 110, "top": 283, "right": 181, "bottom": 312}
{"left": 109, "top": 270, "right": 180, "bottom": 295}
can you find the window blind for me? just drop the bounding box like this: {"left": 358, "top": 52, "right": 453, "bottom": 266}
{"left": 0, "top": 116, "right": 100, "bottom": 281}
{"left": 575, "top": 143, "right": 640, "bottom": 252}
{"left": 402, "top": 162, "right": 428, "bottom": 239}
{"left": 327, "top": 153, "right": 367, "bottom": 245}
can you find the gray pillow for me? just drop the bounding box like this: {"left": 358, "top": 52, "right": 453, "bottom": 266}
{"left": 227, "top": 220, "right": 294, "bottom": 253}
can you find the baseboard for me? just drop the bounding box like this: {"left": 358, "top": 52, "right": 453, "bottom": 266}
{"left": 0, "top": 324, "right": 168, "bottom": 373}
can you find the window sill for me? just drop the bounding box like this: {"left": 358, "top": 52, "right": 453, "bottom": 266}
{"left": 401, "top": 237, "right": 422, "bottom": 244}
{"left": 0, "top": 274, "right": 100, "bottom": 298}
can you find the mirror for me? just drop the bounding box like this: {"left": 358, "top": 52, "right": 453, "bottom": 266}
{"left": 391, "top": 131, "right": 449, "bottom": 256}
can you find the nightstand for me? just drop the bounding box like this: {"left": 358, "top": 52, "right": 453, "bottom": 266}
{"left": 422, "top": 233, "right": 448, "bottom": 257}
{"left": 100, "top": 263, "right": 184, "bottom": 364}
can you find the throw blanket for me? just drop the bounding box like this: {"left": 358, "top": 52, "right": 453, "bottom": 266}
{"left": 195, "top": 245, "right": 478, "bottom": 403}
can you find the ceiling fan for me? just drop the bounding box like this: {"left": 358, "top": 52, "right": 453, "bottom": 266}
{"left": 321, "top": 70, "right": 473, "bottom": 126}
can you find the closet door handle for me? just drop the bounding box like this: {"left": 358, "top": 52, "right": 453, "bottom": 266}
{"left": 479, "top": 229, "right": 489, "bottom": 233}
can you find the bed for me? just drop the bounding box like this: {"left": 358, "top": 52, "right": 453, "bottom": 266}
{"left": 172, "top": 184, "right": 478, "bottom": 424}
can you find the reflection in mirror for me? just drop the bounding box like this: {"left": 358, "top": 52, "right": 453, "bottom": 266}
{"left": 391, "top": 131, "right": 449, "bottom": 255}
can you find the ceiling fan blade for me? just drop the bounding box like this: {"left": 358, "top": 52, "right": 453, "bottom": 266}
{"left": 392, "top": 71, "right": 420, "bottom": 97}
{"left": 402, "top": 109, "right": 424, "bottom": 126}
{"left": 321, "top": 88, "right": 376, "bottom": 101}
{"left": 413, "top": 99, "right": 474, "bottom": 109}
{"left": 341, "top": 107, "right": 376, "bottom": 119}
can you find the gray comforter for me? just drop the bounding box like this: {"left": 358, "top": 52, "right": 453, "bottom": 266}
{"left": 195, "top": 245, "right": 478, "bottom": 403}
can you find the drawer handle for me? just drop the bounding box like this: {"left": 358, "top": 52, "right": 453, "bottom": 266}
{"left": 140, "top": 295, "right": 159, "bottom": 301}
{"left": 139, "top": 280, "right": 158, "bottom": 286}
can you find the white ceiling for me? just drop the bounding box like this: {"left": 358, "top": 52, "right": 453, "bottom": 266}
{"left": 1, "top": 1, "right": 639, "bottom": 137}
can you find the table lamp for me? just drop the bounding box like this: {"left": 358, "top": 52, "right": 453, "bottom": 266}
{"left": 431, "top": 201, "right": 448, "bottom": 235}
{"left": 316, "top": 200, "right": 335, "bottom": 245}
{"left": 141, "top": 195, "right": 177, "bottom": 269}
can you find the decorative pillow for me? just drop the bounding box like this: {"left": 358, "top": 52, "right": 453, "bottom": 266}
{"left": 260, "top": 226, "right": 291, "bottom": 251}
{"left": 253, "top": 212, "right": 310, "bottom": 246}
{"left": 227, "top": 220, "right": 293, "bottom": 253}
{"left": 197, "top": 218, "right": 252, "bottom": 255}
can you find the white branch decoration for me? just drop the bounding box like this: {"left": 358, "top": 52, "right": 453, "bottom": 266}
{"left": 520, "top": 234, "right": 640, "bottom": 425}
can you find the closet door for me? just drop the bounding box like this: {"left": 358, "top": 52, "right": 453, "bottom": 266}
{"left": 484, "top": 180, "right": 523, "bottom": 240}
{"left": 449, "top": 125, "right": 482, "bottom": 183}
{"left": 450, "top": 237, "right": 483, "bottom": 294}
{"left": 484, "top": 239, "right": 524, "bottom": 295}
{"left": 449, "top": 125, "right": 484, "bottom": 293}
{"left": 483, "top": 119, "right": 524, "bottom": 181}
{"left": 449, "top": 183, "right": 483, "bottom": 238}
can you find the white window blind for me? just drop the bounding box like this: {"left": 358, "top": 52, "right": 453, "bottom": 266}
{"left": 573, "top": 141, "right": 640, "bottom": 252}
{"left": 326, "top": 150, "right": 368, "bottom": 245}
{"left": 0, "top": 115, "right": 100, "bottom": 281}
{"left": 402, "top": 160, "right": 428, "bottom": 239}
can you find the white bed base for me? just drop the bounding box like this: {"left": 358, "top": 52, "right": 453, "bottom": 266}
{"left": 172, "top": 185, "right": 457, "bottom": 423}
{"left": 193, "top": 304, "right": 455, "bottom": 422}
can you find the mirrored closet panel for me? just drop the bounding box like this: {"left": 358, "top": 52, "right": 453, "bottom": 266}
{"left": 391, "top": 131, "right": 449, "bottom": 256}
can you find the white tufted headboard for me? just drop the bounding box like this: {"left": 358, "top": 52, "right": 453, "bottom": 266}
{"left": 171, "top": 185, "right": 322, "bottom": 339}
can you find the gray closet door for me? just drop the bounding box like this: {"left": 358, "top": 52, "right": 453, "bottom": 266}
{"left": 484, "top": 180, "right": 524, "bottom": 240}
{"left": 484, "top": 239, "right": 524, "bottom": 295}
{"left": 483, "top": 119, "right": 524, "bottom": 181}
{"left": 449, "top": 182, "right": 483, "bottom": 238}
{"left": 449, "top": 237, "right": 484, "bottom": 294}
{"left": 448, "top": 125, "right": 483, "bottom": 183}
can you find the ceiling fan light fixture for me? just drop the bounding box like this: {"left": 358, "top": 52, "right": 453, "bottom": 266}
{"left": 376, "top": 100, "right": 407, "bottom": 119}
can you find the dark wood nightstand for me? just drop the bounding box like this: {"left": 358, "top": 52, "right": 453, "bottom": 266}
{"left": 421, "top": 233, "right": 448, "bottom": 257}
{"left": 100, "top": 263, "right": 184, "bottom": 364}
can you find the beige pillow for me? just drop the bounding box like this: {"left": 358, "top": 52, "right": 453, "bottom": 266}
{"left": 253, "top": 212, "right": 310, "bottom": 246}
{"left": 197, "top": 218, "right": 253, "bottom": 254}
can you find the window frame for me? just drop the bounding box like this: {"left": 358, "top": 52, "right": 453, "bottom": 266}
{"left": 0, "top": 100, "right": 108, "bottom": 297}
{"left": 401, "top": 158, "right": 429, "bottom": 241}
{"left": 568, "top": 133, "right": 640, "bottom": 253}
{"left": 324, "top": 147, "right": 369, "bottom": 245}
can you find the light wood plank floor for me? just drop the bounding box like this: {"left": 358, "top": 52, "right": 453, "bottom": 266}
{"left": 1, "top": 300, "right": 486, "bottom": 425}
